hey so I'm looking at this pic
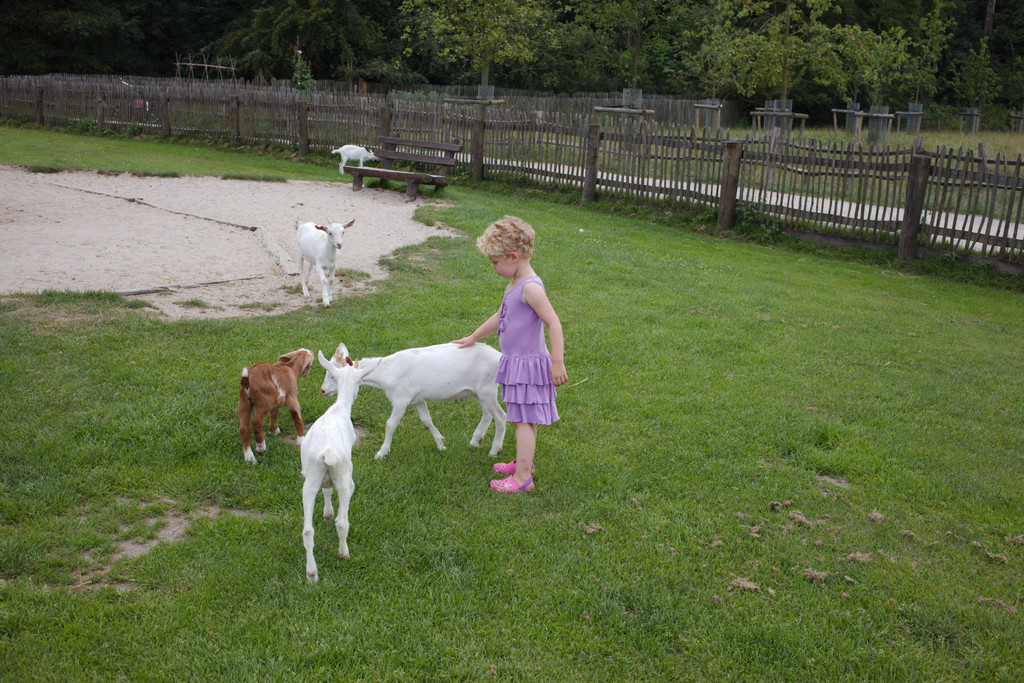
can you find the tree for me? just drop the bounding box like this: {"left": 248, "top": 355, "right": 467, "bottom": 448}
{"left": 727, "top": 0, "right": 838, "bottom": 104}
{"left": 902, "top": 0, "right": 953, "bottom": 103}
{"left": 952, "top": 37, "right": 998, "bottom": 107}
{"left": 827, "top": 23, "right": 909, "bottom": 106}
{"left": 681, "top": 0, "right": 743, "bottom": 99}
{"left": 400, "top": 0, "right": 554, "bottom": 95}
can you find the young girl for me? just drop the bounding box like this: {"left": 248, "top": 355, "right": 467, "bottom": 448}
{"left": 453, "top": 216, "right": 567, "bottom": 493}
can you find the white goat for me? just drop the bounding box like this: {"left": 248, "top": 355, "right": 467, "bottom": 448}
{"left": 330, "top": 145, "right": 378, "bottom": 172}
{"left": 301, "top": 347, "right": 373, "bottom": 585}
{"left": 321, "top": 342, "right": 506, "bottom": 460}
{"left": 295, "top": 219, "right": 354, "bottom": 307}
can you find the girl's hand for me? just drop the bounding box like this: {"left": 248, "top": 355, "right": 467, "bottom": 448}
{"left": 551, "top": 361, "right": 568, "bottom": 387}
{"left": 451, "top": 337, "right": 475, "bottom": 348}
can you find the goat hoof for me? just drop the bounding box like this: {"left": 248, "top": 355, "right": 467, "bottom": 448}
{"left": 255, "top": 442, "right": 267, "bottom": 453}
{"left": 306, "top": 571, "right": 318, "bottom": 585}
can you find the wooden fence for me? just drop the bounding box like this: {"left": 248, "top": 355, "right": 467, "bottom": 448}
{"left": 3, "top": 74, "right": 1022, "bottom": 268}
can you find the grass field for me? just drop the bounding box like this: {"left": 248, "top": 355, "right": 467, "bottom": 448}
{"left": 1, "top": 127, "right": 1023, "bottom": 680}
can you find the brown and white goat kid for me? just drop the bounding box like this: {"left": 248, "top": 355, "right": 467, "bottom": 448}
{"left": 238, "top": 348, "right": 314, "bottom": 463}
{"left": 301, "top": 347, "right": 374, "bottom": 585}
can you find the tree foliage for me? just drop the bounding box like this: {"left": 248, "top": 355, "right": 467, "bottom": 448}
{"left": 400, "top": 0, "right": 554, "bottom": 91}
{"left": 3, "top": 0, "right": 1023, "bottom": 111}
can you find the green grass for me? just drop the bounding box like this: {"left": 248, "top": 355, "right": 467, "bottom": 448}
{"left": 0, "top": 125, "right": 342, "bottom": 181}
{"left": 1, "top": 131, "right": 1023, "bottom": 680}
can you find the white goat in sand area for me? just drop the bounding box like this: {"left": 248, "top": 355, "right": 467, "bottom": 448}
{"left": 320, "top": 341, "right": 506, "bottom": 460}
{"left": 301, "top": 347, "right": 373, "bottom": 585}
{"left": 331, "top": 145, "right": 378, "bottom": 172}
{"left": 295, "top": 219, "right": 354, "bottom": 307}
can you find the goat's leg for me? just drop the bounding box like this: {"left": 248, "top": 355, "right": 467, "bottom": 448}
{"left": 238, "top": 400, "right": 256, "bottom": 463}
{"left": 251, "top": 406, "right": 271, "bottom": 454}
{"left": 286, "top": 396, "right": 304, "bottom": 447}
{"left": 468, "top": 398, "right": 492, "bottom": 449}
{"left": 302, "top": 472, "right": 322, "bottom": 584}
{"left": 479, "top": 391, "right": 508, "bottom": 456}
{"left": 375, "top": 400, "right": 410, "bottom": 459}
{"left": 318, "top": 265, "right": 332, "bottom": 307}
{"left": 268, "top": 406, "right": 281, "bottom": 436}
{"left": 332, "top": 461, "right": 354, "bottom": 559}
{"left": 321, "top": 487, "right": 334, "bottom": 520}
{"left": 297, "top": 254, "right": 311, "bottom": 297}
{"left": 412, "top": 401, "right": 446, "bottom": 451}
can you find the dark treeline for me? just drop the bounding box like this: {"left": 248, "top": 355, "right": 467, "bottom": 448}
{"left": 2, "top": 0, "right": 1022, "bottom": 118}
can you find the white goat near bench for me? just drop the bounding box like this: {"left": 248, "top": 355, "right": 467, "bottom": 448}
{"left": 295, "top": 219, "right": 354, "bottom": 307}
{"left": 320, "top": 341, "right": 506, "bottom": 460}
{"left": 301, "top": 347, "right": 373, "bottom": 585}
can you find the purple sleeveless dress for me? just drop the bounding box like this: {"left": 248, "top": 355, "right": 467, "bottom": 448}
{"left": 495, "top": 275, "right": 559, "bottom": 425}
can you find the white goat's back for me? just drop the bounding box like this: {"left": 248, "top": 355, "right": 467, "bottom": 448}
{"left": 366, "top": 344, "right": 499, "bottom": 400}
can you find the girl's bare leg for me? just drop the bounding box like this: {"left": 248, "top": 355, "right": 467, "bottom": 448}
{"left": 513, "top": 422, "right": 537, "bottom": 485}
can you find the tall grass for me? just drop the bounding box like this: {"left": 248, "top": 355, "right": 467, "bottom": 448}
{"left": 1, "top": 134, "right": 1022, "bottom": 680}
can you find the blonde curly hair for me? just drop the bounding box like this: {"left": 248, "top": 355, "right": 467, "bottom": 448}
{"left": 476, "top": 215, "right": 535, "bottom": 260}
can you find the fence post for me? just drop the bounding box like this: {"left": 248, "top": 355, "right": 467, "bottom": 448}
{"left": 96, "top": 88, "right": 106, "bottom": 129}
{"left": 229, "top": 94, "right": 240, "bottom": 143}
{"left": 472, "top": 117, "right": 485, "bottom": 182}
{"left": 35, "top": 86, "right": 45, "bottom": 126}
{"left": 380, "top": 105, "right": 392, "bottom": 138}
{"left": 717, "top": 140, "right": 744, "bottom": 230}
{"left": 898, "top": 154, "right": 932, "bottom": 260}
{"left": 295, "top": 98, "right": 309, "bottom": 156}
{"left": 582, "top": 124, "right": 602, "bottom": 202}
{"left": 159, "top": 89, "right": 171, "bottom": 137}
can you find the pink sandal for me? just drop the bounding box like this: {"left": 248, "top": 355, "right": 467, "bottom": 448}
{"left": 490, "top": 475, "right": 534, "bottom": 493}
{"left": 492, "top": 460, "right": 534, "bottom": 475}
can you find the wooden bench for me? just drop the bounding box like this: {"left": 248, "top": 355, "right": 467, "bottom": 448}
{"left": 345, "top": 136, "right": 461, "bottom": 201}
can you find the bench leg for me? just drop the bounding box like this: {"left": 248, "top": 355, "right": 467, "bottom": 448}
{"left": 352, "top": 175, "right": 363, "bottom": 191}
{"left": 405, "top": 182, "right": 418, "bottom": 202}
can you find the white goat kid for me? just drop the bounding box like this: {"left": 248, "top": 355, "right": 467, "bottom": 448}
{"left": 330, "top": 145, "right": 378, "bottom": 172}
{"left": 301, "top": 347, "right": 372, "bottom": 585}
{"left": 295, "top": 219, "right": 354, "bottom": 307}
{"left": 321, "top": 342, "right": 506, "bottom": 460}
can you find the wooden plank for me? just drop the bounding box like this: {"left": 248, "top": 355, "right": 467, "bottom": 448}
{"left": 375, "top": 149, "right": 456, "bottom": 166}
{"left": 377, "top": 136, "right": 462, "bottom": 152}
{"left": 345, "top": 166, "right": 448, "bottom": 185}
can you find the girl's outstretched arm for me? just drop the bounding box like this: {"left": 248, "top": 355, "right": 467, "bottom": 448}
{"left": 452, "top": 310, "right": 499, "bottom": 348}
{"left": 523, "top": 283, "right": 567, "bottom": 386}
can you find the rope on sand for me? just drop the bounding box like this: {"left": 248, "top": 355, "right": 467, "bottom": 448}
{"left": 116, "top": 275, "right": 266, "bottom": 296}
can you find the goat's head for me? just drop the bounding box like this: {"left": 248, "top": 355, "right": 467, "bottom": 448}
{"left": 318, "top": 349, "right": 369, "bottom": 401}
{"left": 320, "top": 342, "right": 352, "bottom": 397}
{"left": 315, "top": 219, "right": 355, "bottom": 250}
{"left": 278, "top": 348, "right": 314, "bottom": 377}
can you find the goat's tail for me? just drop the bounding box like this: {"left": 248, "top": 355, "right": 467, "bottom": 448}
{"left": 319, "top": 446, "right": 340, "bottom": 467}
{"left": 240, "top": 367, "right": 251, "bottom": 396}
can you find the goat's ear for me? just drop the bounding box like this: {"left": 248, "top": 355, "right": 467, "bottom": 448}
{"left": 344, "top": 356, "right": 354, "bottom": 367}
{"left": 343, "top": 219, "right": 355, "bottom": 229}
{"left": 332, "top": 343, "right": 348, "bottom": 361}
{"left": 315, "top": 225, "right": 327, "bottom": 232}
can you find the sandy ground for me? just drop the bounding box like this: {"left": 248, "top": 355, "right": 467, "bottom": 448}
{"left": 0, "top": 165, "right": 459, "bottom": 319}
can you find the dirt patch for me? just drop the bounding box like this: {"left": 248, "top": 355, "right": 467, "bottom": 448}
{"left": 72, "top": 501, "right": 260, "bottom": 592}
{"left": 0, "top": 166, "right": 460, "bottom": 320}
